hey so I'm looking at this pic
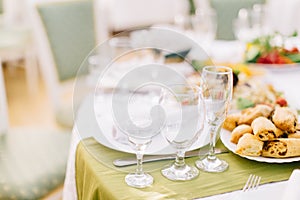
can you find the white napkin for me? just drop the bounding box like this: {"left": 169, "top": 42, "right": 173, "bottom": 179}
{"left": 281, "top": 169, "right": 300, "bottom": 200}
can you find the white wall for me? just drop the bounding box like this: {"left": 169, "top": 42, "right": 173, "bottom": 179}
{"left": 105, "top": 0, "right": 188, "bottom": 31}
{"left": 265, "top": 0, "right": 300, "bottom": 35}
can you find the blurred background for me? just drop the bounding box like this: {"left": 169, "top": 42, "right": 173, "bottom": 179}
{"left": 1, "top": 0, "right": 300, "bottom": 199}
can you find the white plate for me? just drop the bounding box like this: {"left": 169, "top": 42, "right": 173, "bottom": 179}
{"left": 220, "top": 129, "right": 300, "bottom": 163}
{"left": 93, "top": 94, "right": 210, "bottom": 155}
{"left": 94, "top": 123, "right": 209, "bottom": 155}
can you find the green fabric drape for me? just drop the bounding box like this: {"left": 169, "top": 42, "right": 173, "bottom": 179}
{"left": 76, "top": 137, "right": 300, "bottom": 199}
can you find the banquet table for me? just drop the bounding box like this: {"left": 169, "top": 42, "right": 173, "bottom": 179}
{"left": 63, "top": 95, "right": 300, "bottom": 200}
{"left": 63, "top": 40, "right": 300, "bottom": 200}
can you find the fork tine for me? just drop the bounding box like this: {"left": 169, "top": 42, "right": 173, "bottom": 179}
{"left": 251, "top": 175, "right": 258, "bottom": 190}
{"left": 254, "top": 176, "right": 261, "bottom": 189}
{"left": 242, "top": 174, "right": 261, "bottom": 192}
{"left": 249, "top": 175, "right": 256, "bottom": 190}
{"left": 242, "top": 174, "right": 253, "bottom": 191}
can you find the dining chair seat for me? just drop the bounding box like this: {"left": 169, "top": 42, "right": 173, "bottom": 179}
{"left": 55, "top": 105, "right": 74, "bottom": 129}
{"left": 0, "top": 53, "right": 71, "bottom": 199}
{"left": 0, "top": 24, "right": 38, "bottom": 93}
{"left": 0, "top": 0, "right": 38, "bottom": 93}
{"left": 54, "top": 75, "right": 89, "bottom": 128}
{"left": 0, "top": 129, "right": 70, "bottom": 200}
{"left": 0, "top": 27, "right": 29, "bottom": 50}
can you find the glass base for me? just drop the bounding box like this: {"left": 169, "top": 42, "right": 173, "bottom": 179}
{"left": 196, "top": 156, "right": 228, "bottom": 172}
{"left": 161, "top": 163, "right": 199, "bottom": 181}
{"left": 125, "top": 173, "right": 153, "bottom": 188}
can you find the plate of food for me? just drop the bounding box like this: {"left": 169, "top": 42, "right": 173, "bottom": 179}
{"left": 220, "top": 104, "right": 300, "bottom": 163}
{"left": 244, "top": 33, "right": 300, "bottom": 72}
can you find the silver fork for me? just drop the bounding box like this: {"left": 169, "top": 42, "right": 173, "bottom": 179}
{"left": 229, "top": 174, "right": 261, "bottom": 200}
{"left": 242, "top": 174, "right": 261, "bottom": 192}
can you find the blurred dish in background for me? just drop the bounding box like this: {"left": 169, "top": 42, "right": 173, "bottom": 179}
{"left": 243, "top": 32, "right": 300, "bottom": 72}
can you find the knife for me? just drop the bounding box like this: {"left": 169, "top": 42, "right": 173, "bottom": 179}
{"left": 113, "top": 148, "right": 229, "bottom": 167}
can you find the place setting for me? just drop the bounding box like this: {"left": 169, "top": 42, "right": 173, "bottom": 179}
{"left": 86, "top": 65, "right": 235, "bottom": 187}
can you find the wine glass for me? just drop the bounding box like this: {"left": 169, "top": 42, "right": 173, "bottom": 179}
{"left": 195, "top": 66, "right": 233, "bottom": 172}
{"left": 160, "top": 84, "right": 205, "bottom": 181}
{"left": 118, "top": 87, "right": 165, "bottom": 188}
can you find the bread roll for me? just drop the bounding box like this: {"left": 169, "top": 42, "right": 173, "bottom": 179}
{"left": 238, "top": 104, "right": 273, "bottom": 125}
{"left": 274, "top": 127, "right": 285, "bottom": 138}
{"left": 231, "top": 124, "right": 253, "bottom": 144}
{"left": 288, "top": 132, "right": 300, "bottom": 139}
{"left": 223, "top": 113, "right": 241, "bottom": 131}
{"left": 236, "top": 133, "right": 263, "bottom": 156}
{"left": 251, "top": 117, "right": 276, "bottom": 141}
{"left": 272, "top": 107, "right": 297, "bottom": 133}
{"left": 296, "top": 123, "right": 300, "bottom": 131}
{"left": 262, "top": 138, "right": 300, "bottom": 158}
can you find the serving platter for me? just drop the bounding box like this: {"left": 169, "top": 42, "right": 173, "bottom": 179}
{"left": 220, "top": 129, "right": 300, "bottom": 163}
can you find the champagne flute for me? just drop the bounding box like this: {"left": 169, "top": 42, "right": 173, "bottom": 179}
{"left": 195, "top": 66, "right": 233, "bottom": 172}
{"left": 160, "top": 84, "right": 205, "bottom": 181}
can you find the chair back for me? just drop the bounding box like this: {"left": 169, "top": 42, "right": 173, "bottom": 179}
{"left": 36, "top": 0, "right": 96, "bottom": 81}
{"left": 210, "top": 0, "right": 265, "bottom": 40}
{"left": 0, "top": 60, "right": 8, "bottom": 134}
{"left": 0, "top": 0, "right": 3, "bottom": 15}
{"left": 29, "top": 0, "right": 96, "bottom": 107}
{"left": 37, "top": 0, "right": 95, "bottom": 81}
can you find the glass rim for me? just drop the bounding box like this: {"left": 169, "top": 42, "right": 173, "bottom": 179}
{"left": 202, "top": 66, "right": 232, "bottom": 74}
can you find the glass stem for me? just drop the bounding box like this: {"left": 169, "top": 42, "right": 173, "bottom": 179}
{"left": 136, "top": 152, "right": 144, "bottom": 175}
{"left": 208, "top": 124, "right": 217, "bottom": 160}
{"left": 175, "top": 150, "right": 185, "bottom": 168}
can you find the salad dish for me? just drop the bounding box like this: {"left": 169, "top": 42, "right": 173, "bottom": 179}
{"left": 244, "top": 32, "right": 300, "bottom": 70}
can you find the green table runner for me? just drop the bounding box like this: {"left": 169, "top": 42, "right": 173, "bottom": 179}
{"left": 76, "top": 138, "right": 300, "bottom": 199}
